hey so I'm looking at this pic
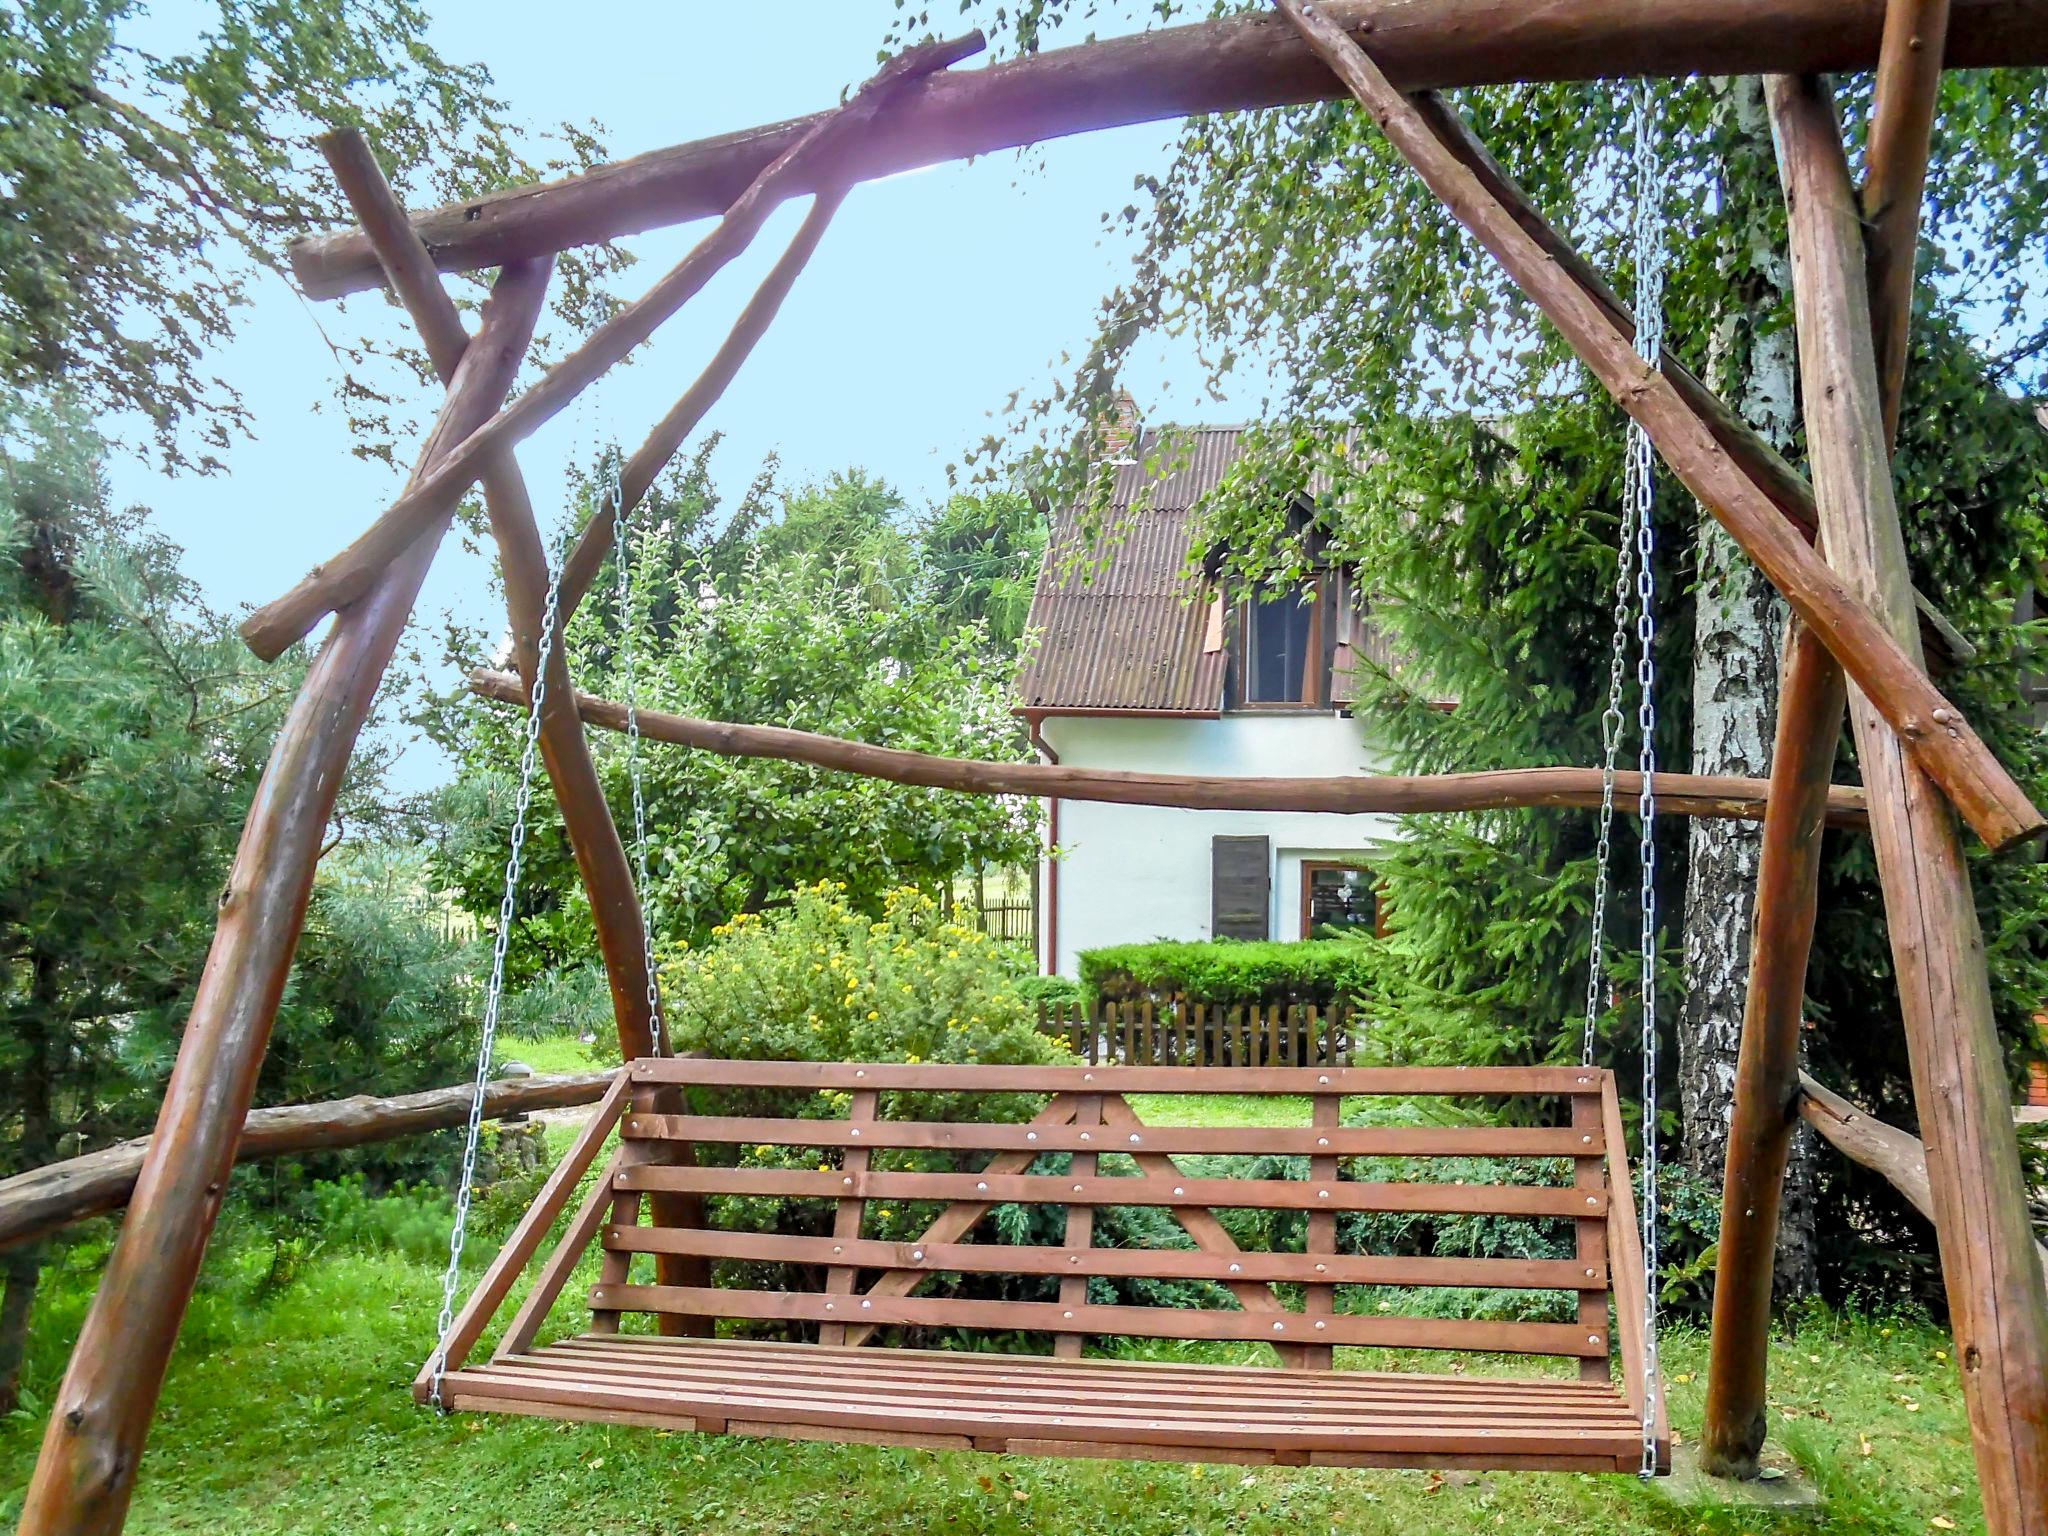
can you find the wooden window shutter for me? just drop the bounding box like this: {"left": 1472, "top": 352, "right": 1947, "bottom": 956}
{"left": 1211, "top": 835, "right": 1271, "bottom": 940}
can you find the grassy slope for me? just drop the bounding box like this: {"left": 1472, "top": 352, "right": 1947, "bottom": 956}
{"left": 0, "top": 1071, "right": 1989, "bottom": 1534}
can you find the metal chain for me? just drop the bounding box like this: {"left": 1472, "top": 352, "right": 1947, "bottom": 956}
{"left": 427, "top": 523, "right": 572, "bottom": 1410}
{"left": 1581, "top": 446, "right": 1640, "bottom": 1068}
{"left": 1625, "top": 71, "right": 1666, "bottom": 1481}
{"left": 605, "top": 457, "right": 667, "bottom": 1056}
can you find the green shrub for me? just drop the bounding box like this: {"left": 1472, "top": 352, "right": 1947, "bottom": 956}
{"left": 1014, "top": 972, "right": 1082, "bottom": 1008}
{"left": 1078, "top": 938, "right": 1373, "bottom": 1008}
{"left": 663, "top": 881, "right": 1067, "bottom": 1078}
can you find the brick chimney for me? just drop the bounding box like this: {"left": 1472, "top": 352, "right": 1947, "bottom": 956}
{"left": 1097, "top": 388, "right": 1142, "bottom": 463}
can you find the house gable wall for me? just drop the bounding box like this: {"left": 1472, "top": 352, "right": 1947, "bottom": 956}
{"left": 1037, "top": 713, "right": 1400, "bottom": 976}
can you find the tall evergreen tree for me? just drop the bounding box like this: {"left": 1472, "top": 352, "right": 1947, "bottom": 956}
{"left": 919, "top": 5, "right": 2048, "bottom": 1300}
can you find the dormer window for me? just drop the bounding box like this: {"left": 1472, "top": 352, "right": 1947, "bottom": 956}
{"left": 1243, "top": 585, "right": 1319, "bottom": 705}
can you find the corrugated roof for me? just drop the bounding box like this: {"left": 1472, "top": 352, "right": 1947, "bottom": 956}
{"left": 1013, "top": 425, "right": 1400, "bottom": 714}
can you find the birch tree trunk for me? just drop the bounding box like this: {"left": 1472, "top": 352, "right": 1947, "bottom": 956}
{"left": 1680, "top": 74, "right": 1818, "bottom": 1297}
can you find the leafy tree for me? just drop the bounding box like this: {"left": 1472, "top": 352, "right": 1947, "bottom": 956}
{"left": 428, "top": 453, "right": 1040, "bottom": 983}
{"left": 917, "top": 4, "right": 2048, "bottom": 1303}
{"left": 1, "top": 0, "right": 618, "bottom": 469}
{"left": 0, "top": 400, "right": 474, "bottom": 1407}
{"left": 919, "top": 489, "right": 1050, "bottom": 649}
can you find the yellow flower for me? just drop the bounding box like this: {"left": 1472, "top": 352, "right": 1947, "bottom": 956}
{"left": 867, "top": 1010, "right": 880, "bottom": 1020}
{"left": 755, "top": 1145, "right": 774, "bottom": 1158}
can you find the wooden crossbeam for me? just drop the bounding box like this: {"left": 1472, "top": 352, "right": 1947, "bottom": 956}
{"left": 1764, "top": 75, "right": 2048, "bottom": 1536}
{"left": 0, "top": 1070, "right": 610, "bottom": 1254}
{"left": 239, "top": 34, "right": 981, "bottom": 663}
{"left": 285, "top": 0, "right": 2048, "bottom": 300}
{"left": 1797, "top": 1073, "right": 2048, "bottom": 1279}
{"left": 1274, "top": 0, "right": 2042, "bottom": 853}
{"left": 466, "top": 666, "right": 1873, "bottom": 829}
{"left": 15, "top": 258, "right": 553, "bottom": 1536}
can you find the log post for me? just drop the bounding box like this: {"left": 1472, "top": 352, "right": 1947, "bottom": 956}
{"left": 319, "top": 129, "right": 662, "bottom": 1059}
{"left": 1765, "top": 74, "right": 2048, "bottom": 1534}
{"left": 1272, "top": 0, "right": 2042, "bottom": 853}
{"left": 318, "top": 129, "right": 708, "bottom": 1323}
{"left": 15, "top": 260, "right": 551, "bottom": 1536}
{"left": 1702, "top": 0, "right": 1945, "bottom": 1476}
{"left": 1699, "top": 619, "right": 1849, "bottom": 1475}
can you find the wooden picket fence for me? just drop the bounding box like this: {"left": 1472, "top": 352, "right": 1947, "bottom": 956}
{"left": 1033, "top": 999, "right": 1357, "bottom": 1068}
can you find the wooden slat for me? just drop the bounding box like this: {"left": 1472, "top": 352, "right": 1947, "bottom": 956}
{"left": 583, "top": 1285, "right": 1605, "bottom": 1357}
{"left": 817, "top": 1087, "right": 876, "bottom": 1347}
{"left": 499, "top": 1347, "right": 1627, "bottom": 1424}
{"left": 495, "top": 1149, "right": 626, "bottom": 1360}
{"left": 1304, "top": 1092, "right": 1339, "bottom": 1369}
{"left": 411, "top": 1071, "right": 630, "bottom": 1394}
{"left": 546, "top": 1335, "right": 1621, "bottom": 1404}
{"left": 1056, "top": 1094, "right": 1101, "bottom": 1358}
{"left": 621, "top": 1112, "right": 1598, "bottom": 1158}
{"left": 1572, "top": 1091, "right": 1611, "bottom": 1386}
{"left": 838, "top": 1093, "right": 1081, "bottom": 1348}
{"left": 602, "top": 1224, "right": 1600, "bottom": 1290}
{"left": 614, "top": 1163, "right": 1599, "bottom": 1217}
{"left": 629, "top": 1057, "right": 1607, "bottom": 1096}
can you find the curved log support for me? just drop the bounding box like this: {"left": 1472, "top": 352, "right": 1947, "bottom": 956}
{"left": 1765, "top": 74, "right": 2048, "bottom": 1536}
{"left": 16, "top": 260, "right": 552, "bottom": 1536}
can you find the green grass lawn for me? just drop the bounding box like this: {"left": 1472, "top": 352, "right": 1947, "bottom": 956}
{"left": 0, "top": 1074, "right": 1993, "bottom": 1534}
{"left": 502, "top": 1032, "right": 612, "bottom": 1077}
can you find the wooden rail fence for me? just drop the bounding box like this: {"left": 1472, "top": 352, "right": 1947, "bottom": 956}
{"left": 1035, "top": 1000, "right": 1357, "bottom": 1067}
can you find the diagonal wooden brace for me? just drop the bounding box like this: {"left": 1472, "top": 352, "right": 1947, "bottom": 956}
{"left": 839, "top": 1093, "right": 1082, "bottom": 1347}
{"left": 555, "top": 187, "right": 849, "bottom": 629}
{"left": 1099, "top": 1097, "right": 1311, "bottom": 1368}
{"left": 241, "top": 32, "right": 983, "bottom": 663}
{"left": 1275, "top": 0, "right": 2043, "bottom": 853}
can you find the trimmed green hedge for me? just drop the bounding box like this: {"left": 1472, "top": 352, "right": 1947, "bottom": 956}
{"left": 1078, "top": 939, "right": 1373, "bottom": 1008}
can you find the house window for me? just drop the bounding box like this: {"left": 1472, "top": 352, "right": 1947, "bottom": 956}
{"left": 1300, "top": 861, "right": 1385, "bottom": 938}
{"left": 1242, "top": 586, "right": 1318, "bottom": 705}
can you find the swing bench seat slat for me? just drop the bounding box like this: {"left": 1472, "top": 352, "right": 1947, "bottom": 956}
{"left": 426, "top": 1058, "right": 1669, "bottom": 1475}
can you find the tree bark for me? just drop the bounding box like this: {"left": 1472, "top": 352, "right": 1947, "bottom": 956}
{"left": 0, "top": 1244, "right": 43, "bottom": 1415}
{"left": 1680, "top": 75, "right": 1817, "bottom": 1298}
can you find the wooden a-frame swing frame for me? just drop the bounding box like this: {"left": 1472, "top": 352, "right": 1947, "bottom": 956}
{"left": 16, "top": 2, "right": 2048, "bottom": 1532}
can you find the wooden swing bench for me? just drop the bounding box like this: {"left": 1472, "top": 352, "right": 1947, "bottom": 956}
{"left": 425, "top": 1058, "right": 1668, "bottom": 1473}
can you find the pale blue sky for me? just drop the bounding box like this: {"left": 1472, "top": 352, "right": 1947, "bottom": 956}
{"left": 103, "top": 2, "right": 1256, "bottom": 786}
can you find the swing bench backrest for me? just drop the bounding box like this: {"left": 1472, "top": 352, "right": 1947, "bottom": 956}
{"left": 430, "top": 1057, "right": 1666, "bottom": 1472}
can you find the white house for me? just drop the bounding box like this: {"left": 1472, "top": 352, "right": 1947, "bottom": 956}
{"left": 1015, "top": 414, "right": 1441, "bottom": 976}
